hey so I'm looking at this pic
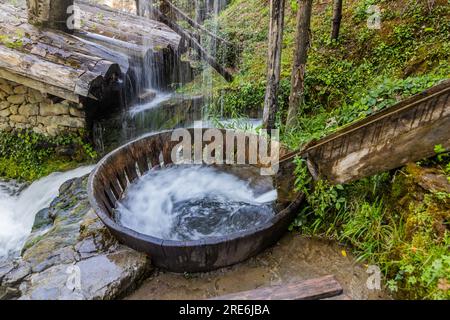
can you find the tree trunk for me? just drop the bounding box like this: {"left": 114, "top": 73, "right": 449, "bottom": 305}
{"left": 286, "top": 0, "right": 313, "bottom": 130}
{"left": 195, "top": 0, "right": 206, "bottom": 24}
{"left": 136, "top": 0, "right": 141, "bottom": 15}
{"left": 263, "top": 0, "right": 285, "bottom": 130}
{"left": 27, "top": 0, "right": 74, "bottom": 33}
{"left": 331, "top": 0, "right": 343, "bottom": 41}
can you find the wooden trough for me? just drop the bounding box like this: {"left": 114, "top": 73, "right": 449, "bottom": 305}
{"left": 88, "top": 128, "right": 304, "bottom": 272}
{"left": 282, "top": 79, "right": 450, "bottom": 184}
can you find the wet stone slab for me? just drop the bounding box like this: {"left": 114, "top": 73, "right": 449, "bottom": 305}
{"left": 0, "top": 175, "right": 152, "bottom": 300}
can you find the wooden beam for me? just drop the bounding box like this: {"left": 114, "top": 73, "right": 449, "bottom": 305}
{"left": 76, "top": 0, "right": 181, "bottom": 54}
{"left": 211, "top": 275, "right": 343, "bottom": 300}
{"left": 0, "top": 69, "right": 79, "bottom": 103}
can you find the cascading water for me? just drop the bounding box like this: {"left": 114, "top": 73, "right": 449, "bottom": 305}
{"left": 92, "top": 0, "right": 239, "bottom": 152}
{"left": 0, "top": 166, "right": 94, "bottom": 260}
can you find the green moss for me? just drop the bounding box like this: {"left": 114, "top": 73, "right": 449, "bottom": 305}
{"left": 21, "top": 234, "right": 46, "bottom": 255}
{"left": 0, "top": 130, "right": 97, "bottom": 182}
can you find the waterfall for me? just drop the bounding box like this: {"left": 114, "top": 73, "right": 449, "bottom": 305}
{"left": 91, "top": 0, "right": 233, "bottom": 150}
{"left": 0, "top": 166, "right": 95, "bottom": 259}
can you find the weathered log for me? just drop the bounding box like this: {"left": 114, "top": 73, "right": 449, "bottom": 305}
{"left": 88, "top": 128, "right": 305, "bottom": 272}
{"left": 0, "top": 2, "right": 129, "bottom": 72}
{"left": 8, "top": 1, "right": 181, "bottom": 60}
{"left": 211, "top": 275, "right": 343, "bottom": 300}
{"left": 331, "top": 0, "right": 343, "bottom": 41}
{"left": 75, "top": 0, "right": 181, "bottom": 59}
{"left": 0, "top": 1, "right": 123, "bottom": 102}
{"left": 0, "top": 0, "right": 185, "bottom": 102}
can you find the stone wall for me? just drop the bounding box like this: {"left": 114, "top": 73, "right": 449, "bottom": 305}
{"left": 0, "top": 78, "right": 86, "bottom": 136}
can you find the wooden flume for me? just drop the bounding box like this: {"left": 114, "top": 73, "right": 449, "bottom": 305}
{"left": 281, "top": 79, "right": 450, "bottom": 184}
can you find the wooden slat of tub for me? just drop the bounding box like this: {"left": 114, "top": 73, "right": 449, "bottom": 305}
{"left": 125, "top": 162, "right": 139, "bottom": 182}
{"left": 115, "top": 170, "right": 128, "bottom": 190}
{"left": 103, "top": 186, "right": 117, "bottom": 208}
{"left": 148, "top": 136, "right": 164, "bottom": 167}
{"left": 211, "top": 275, "right": 343, "bottom": 300}
{"left": 96, "top": 189, "right": 113, "bottom": 215}
{"left": 136, "top": 155, "right": 149, "bottom": 176}
{"left": 109, "top": 178, "right": 123, "bottom": 200}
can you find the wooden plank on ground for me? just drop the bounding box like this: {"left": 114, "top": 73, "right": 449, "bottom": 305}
{"left": 322, "top": 294, "right": 352, "bottom": 300}
{"left": 211, "top": 275, "right": 343, "bottom": 300}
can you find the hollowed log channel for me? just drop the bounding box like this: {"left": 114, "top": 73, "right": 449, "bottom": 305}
{"left": 88, "top": 129, "right": 304, "bottom": 272}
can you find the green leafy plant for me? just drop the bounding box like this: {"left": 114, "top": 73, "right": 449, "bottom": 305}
{"left": 434, "top": 144, "right": 448, "bottom": 161}
{"left": 293, "top": 156, "right": 311, "bottom": 194}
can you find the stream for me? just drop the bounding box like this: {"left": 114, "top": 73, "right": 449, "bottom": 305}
{"left": 0, "top": 166, "right": 94, "bottom": 260}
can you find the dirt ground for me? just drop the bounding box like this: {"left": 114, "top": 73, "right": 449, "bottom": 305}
{"left": 127, "top": 233, "right": 392, "bottom": 300}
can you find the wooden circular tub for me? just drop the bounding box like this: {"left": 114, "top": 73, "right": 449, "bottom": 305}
{"left": 88, "top": 129, "right": 304, "bottom": 272}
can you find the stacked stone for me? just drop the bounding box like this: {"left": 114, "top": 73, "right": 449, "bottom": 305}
{"left": 0, "top": 78, "right": 86, "bottom": 136}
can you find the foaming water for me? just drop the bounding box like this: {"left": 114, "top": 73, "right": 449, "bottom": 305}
{"left": 0, "top": 166, "right": 95, "bottom": 259}
{"left": 116, "top": 165, "right": 277, "bottom": 241}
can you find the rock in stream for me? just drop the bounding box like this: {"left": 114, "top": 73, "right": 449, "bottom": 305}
{"left": 0, "top": 175, "right": 152, "bottom": 300}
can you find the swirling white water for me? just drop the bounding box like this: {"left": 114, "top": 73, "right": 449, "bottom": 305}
{"left": 0, "top": 166, "right": 94, "bottom": 259}
{"left": 116, "top": 165, "right": 277, "bottom": 241}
